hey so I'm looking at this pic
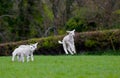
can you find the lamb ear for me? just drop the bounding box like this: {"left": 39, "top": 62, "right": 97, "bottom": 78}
{"left": 73, "top": 29, "right": 75, "bottom": 31}
{"left": 35, "top": 42, "right": 38, "bottom": 46}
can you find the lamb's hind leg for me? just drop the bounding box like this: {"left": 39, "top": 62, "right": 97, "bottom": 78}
{"left": 68, "top": 42, "right": 76, "bottom": 54}
{"left": 71, "top": 42, "right": 76, "bottom": 54}
{"left": 68, "top": 45, "right": 74, "bottom": 55}
{"left": 63, "top": 42, "right": 69, "bottom": 54}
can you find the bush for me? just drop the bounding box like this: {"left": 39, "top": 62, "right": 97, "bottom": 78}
{"left": 0, "top": 29, "right": 120, "bottom": 56}
{"left": 75, "top": 29, "right": 120, "bottom": 53}
{"left": 66, "top": 17, "right": 87, "bottom": 32}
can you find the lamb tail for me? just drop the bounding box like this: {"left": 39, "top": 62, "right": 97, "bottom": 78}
{"left": 58, "top": 41, "right": 63, "bottom": 44}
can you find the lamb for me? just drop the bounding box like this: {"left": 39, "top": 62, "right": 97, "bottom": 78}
{"left": 12, "top": 43, "right": 38, "bottom": 62}
{"left": 58, "top": 29, "right": 76, "bottom": 55}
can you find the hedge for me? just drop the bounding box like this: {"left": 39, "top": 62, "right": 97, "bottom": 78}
{"left": 0, "top": 29, "right": 120, "bottom": 56}
{"left": 75, "top": 29, "right": 120, "bottom": 54}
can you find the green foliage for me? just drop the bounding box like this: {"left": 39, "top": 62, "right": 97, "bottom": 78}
{"left": 114, "top": 9, "right": 120, "bottom": 15}
{"left": 1, "top": 0, "right": 120, "bottom": 43}
{"left": 42, "top": 39, "right": 54, "bottom": 48}
{"left": 43, "top": 3, "right": 54, "bottom": 21}
{"left": 0, "top": 0, "right": 13, "bottom": 14}
{"left": 66, "top": 7, "right": 87, "bottom": 32}
{"left": 85, "top": 40, "right": 97, "bottom": 47}
{"left": 58, "top": 29, "right": 66, "bottom": 35}
{"left": 66, "top": 7, "right": 97, "bottom": 32}
{"left": 73, "top": 7, "right": 90, "bottom": 19}
{"left": 42, "top": 36, "right": 58, "bottom": 48}
{"left": 66, "top": 17, "right": 86, "bottom": 32}
{"left": 29, "top": 25, "right": 37, "bottom": 38}
{"left": 33, "top": 11, "right": 43, "bottom": 24}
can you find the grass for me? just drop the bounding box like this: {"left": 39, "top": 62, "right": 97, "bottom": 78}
{"left": 0, "top": 55, "right": 120, "bottom": 78}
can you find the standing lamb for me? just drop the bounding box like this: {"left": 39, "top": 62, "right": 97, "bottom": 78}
{"left": 58, "top": 29, "right": 76, "bottom": 55}
{"left": 12, "top": 43, "right": 38, "bottom": 62}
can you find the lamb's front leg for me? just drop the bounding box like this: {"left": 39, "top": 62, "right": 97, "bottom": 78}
{"left": 69, "top": 43, "right": 76, "bottom": 54}
{"left": 73, "top": 45, "right": 76, "bottom": 54}
{"left": 30, "top": 53, "right": 34, "bottom": 61}
{"left": 71, "top": 42, "right": 76, "bottom": 54}
{"left": 12, "top": 54, "right": 15, "bottom": 62}
{"left": 68, "top": 45, "right": 74, "bottom": 55}
{"left": 12, "top": 52, "right": 16, "bottom": 62}
{"left": 26, "top": 55, "right": 30, "bottom": 62}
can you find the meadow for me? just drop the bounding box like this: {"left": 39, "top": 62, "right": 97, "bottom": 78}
{"left": 0, "top": 55, "right": 120, "bottom": 78}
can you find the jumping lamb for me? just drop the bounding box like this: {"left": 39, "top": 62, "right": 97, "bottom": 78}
{"left": 58, "top": 29, "right": 76, "bottom": 55}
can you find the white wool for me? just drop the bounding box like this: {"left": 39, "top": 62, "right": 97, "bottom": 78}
{"left": 58, "top": 29, "right": 76, "bottom": 54}
{"left": 12, "top": 43, "right": 38, "bottom": 62}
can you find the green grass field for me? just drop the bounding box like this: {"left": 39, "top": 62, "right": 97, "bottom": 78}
{"left": 0, "top": 55, "right": 120, "bottom": 78}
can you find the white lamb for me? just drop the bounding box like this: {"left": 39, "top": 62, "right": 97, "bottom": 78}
{"left": 19, "top": 43, "right": 38, "bottom": 62}
{"left": 58, "top": 29, "right": 76, "bottom": 55}
{"left": 12, "top": 43, "right": 38, "bottom": 62}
